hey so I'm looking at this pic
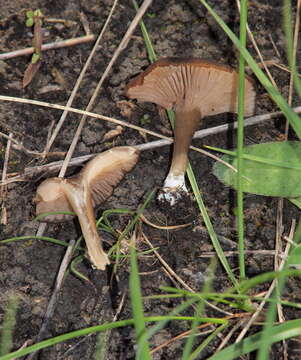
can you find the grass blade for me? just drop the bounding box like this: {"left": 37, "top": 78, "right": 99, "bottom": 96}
{"left": 0, "top": 296, "right": 19, "bottom": 356}
{"left": 206, "top": 318, "right": 301, "bottom": 360}
{"left": 129, "top": 230, "right": 151, "bottom": 359}
{"left": 236, "top": 0, "right": 248, "bottom": 281}
{"left": 283, "top": 0, "right": 301, "bottom": 99}
{"left": 199, "top": 0, "right": 301, "bottom": 139}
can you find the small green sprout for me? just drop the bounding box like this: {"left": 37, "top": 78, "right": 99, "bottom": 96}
{"left": 26, "top": 9, "right": 43, "bottom": 27}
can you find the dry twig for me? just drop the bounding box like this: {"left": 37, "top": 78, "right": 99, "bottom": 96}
{"left": 1, "top": 133, "right": 13, "bottom": 225}
{"left": 0, "top": 34, "right": 95, "bottom": 60}
{"left": 2, "top": 106, "right": 301, "bottom": 185}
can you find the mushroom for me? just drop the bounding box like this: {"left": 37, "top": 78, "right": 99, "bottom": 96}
{"left": 35, "top": 146, "right": 140, "bottom": 270}
{"left": 125, "top": 57, "right": 256, "bottom": 205}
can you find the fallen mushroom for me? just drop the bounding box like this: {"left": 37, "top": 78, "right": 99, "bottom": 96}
{"left": 125, "top": 57, "right": 256, "bottom": 205}
{"left": 35, "top": 146, "right": 139, "bottom": 270}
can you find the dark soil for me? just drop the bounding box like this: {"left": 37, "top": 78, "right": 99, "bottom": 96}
{"left": 0, "top": 0, "right": 301, "bottom": 359}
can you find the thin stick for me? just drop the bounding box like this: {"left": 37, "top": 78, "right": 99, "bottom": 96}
{"left": 0, "top": 132, "right": 13, "bottom": 187}
{"left": 0, "top": 131, "right": 41, "bottom": 156}
{"left": 2, "top": 107, "right": 301, "bottom": 185}
{"left": 236, "top": 0, "right": 278, "bottom": 89}
{"left": 1, "top": 95, "right": 301, "bottom": 151}
{"left": 1, "top": 133, "right": 13, "bottom": 224}
{"left": 198, "top": 250, "right": 277, "bottom": 258}
{"left": 0, "top": 34, "right": 95, "bottom": 61}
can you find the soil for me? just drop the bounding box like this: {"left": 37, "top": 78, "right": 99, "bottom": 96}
{"left": 0, "top": 0, "right": 301, "bottom": 359}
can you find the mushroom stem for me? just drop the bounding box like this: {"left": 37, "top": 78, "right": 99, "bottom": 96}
{"left": 61, "top": 180, "right": 110, "bottom": 270}
{"left": 160, "top": 109, "right": 201, "bottom": 204}
{"left": 170, "top": 109, "right": 201, "bottom": 176}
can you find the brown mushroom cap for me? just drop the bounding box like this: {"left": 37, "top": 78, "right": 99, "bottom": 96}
{"left": 35, "top": 177, "right": 74, "bottom": 222}
{"left": 125, "top": 57, "right": 256, "bottom": 117}
{"left": 35, "top": 146, "right": 140, "bottom": 221}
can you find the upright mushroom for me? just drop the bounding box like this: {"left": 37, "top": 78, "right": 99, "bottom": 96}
{"left": 35, "top": 146, "right": 139, "bottom": 270}
{"left": 125, "top": 57, "right": 256, "bottom": 205}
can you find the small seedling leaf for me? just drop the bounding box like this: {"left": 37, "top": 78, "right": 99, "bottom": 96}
{"left": 213, "top": 141, "right": 301, "bottom": 198}
{"left": 34, "top": 9, "right": 43, "bottom": 17}
{"left": 26, "top": 10, "right": 34, "bottom": 18}
{"left": 31, "top": 53, "right": 40, "bottom": 64}
{"left": 26, "top": 18, "right": 34, "bottom": 27}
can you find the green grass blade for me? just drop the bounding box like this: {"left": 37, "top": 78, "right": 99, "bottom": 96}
{"left": 131, "top": 0, "right": 157, "bottom": 62}
{"left": 187, "top": 165, "right": 240, "bottom": 291}
{"left": 93, "top": 331, "right": 110, "bottom": 360}
{"left": 199, "top": 0, "right": 301, "bottom": 139}
{"left": 256, "top": 219, "right": 301, "bottom": 360}
{"left": 238, "top": 269, "right": 301, "bottom": 294}
{"left": 0, "top": 296, "right": 19, "bottom": 356}
{"left": 70, "top": 255, "right": 92, "bottom": 283}
{"left": 140, "top": 298, "right": 199, "bottom": 352}
{"left": 189, "top": 323, "right": 228, "bottom": 360}
{"left": 206, "top": 318, "right": 301, "bottom": 360}
{"left": 283, "top": 0, "right": 301, "bottom": 99}
{"left": 0, "top": 235, "right": 70, "bottom": 248}
{"left": 34, "top": 211, "right": 75, "bottom": 221}
{"left": 236, "top": 0, "right": 248, "bottom": 281}
{"left": 129, "top": 231, "right": 151, "bottom": 359}
{"left": 0, "top": 315, "right": 227, "bottom": 360}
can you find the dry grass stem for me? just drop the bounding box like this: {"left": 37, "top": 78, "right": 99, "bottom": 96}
{"left": 1, "top": 96, "right": 300, "bottom": 158}
{"left": 140, "top": 214, "right": 191, "bottom": 230}
{"left": 215, "top": 319, "right": 247, "bottom": 352}
{"left": 268, "top": 34, "right": 282, "bottom": 59}
{"left": 236, "top": 0, "right": 278, "bottom": 89}
{"left": 198, "top": 250, "right": 277, "bottom": 258}
{"left": 151, "top": 313, "right": 249, "bottom": 355}
{"left": 2, "top": 106, "right": 301, "bottom": 185}
{"left": 1, "top": 132, "right": 13, "bottom": 225}
{"left": 0, "top": 35, "right": 95, "bottom": 61}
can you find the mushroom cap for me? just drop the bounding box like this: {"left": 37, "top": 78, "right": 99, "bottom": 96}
{"left": 125, "top": 57, "right": 256, "bottom": 118}
{"left": 35, "top": 177, "right": 75, "bottom": 222}
{"left": 35, "top": 146, "right": 140, "bottom": 222}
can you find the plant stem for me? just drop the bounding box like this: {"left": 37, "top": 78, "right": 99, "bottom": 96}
{"left": 237, "top": 0, "right": 248, "bottom": 281}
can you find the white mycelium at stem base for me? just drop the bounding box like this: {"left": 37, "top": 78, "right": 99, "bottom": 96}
{"left": 158, "top": 173, "right": 187, "bottom": 205}
{"left": 158, "top": 107, "right": 201, "bottom": 205}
